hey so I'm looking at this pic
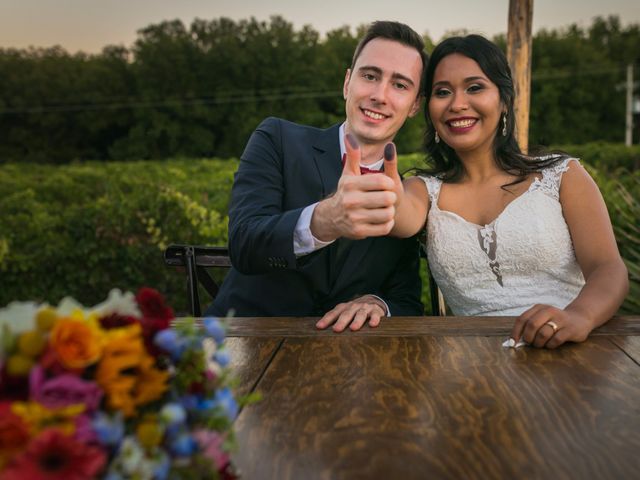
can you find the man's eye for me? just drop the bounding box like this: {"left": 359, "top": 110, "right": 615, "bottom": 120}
{"left": 395, "top": 82, "right": 408, "bottom": 90}
{"left": 362, "top": 73, "right": 376, "bottom": 81}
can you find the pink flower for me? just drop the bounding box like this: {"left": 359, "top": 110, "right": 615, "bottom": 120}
{"left": 193, "top": 429, "right": 230, "bottom": 471}
{"left": 1, "top": 428, "right": 106, "bottom": 480}
{"left": 74, "top": 414, "right": 98, "bottom": 444}
{"left": 30, "top": 366, "right": 102, "bottom": 412}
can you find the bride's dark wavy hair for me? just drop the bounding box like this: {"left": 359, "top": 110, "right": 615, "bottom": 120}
{"left": 419, "top": 34, "right": 565, "bottom": 185}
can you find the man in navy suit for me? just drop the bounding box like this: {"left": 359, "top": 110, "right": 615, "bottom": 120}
{"left": 206, "top": 21, "right": 426, "bottom": 330}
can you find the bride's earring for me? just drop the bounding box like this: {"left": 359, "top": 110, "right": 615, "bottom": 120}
{"left": 435, "top": 131, "right": 440, "bottom": 143}
{"left": 502, "top": 113, "right": 507, "bottom": 136}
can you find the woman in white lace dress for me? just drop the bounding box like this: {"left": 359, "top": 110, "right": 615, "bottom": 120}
{"left": 377, "top": 35, "right": 628, "bottom": 348}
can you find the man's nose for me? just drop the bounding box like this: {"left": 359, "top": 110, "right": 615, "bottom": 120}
{"left": 369, "top": 81, "right": 389, "bottom": 103}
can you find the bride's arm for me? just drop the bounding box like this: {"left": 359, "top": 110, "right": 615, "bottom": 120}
{"left": 510, "top": 161, "right": 629, "bottom": 348}
{"left": 383, "top": 144, "right": 431, "bottom": 238}
{"left": 391, "top": 176, "right": 430, "bottom": 238}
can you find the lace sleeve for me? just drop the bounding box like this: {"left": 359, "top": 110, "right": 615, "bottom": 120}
{"left": 417, "top": 175, "right": 442, "bottom": 205}
{"left": 530, "top": 157, "right": 581, "bottom": 201}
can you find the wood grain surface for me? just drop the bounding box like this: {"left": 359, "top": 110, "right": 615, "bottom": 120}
{"left": 610, "top": 335, "right": 640, "bottom": 366}
{"left": 232, "top": 336, "right": 640, "bottom": 480}
{"left": 223, "top": 315, "right": 640, "bottom": 337}
{"left": 225, "top": 337, "right": 282, "bottom": 399}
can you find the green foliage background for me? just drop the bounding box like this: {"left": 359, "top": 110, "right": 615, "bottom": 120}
{"left": 0, "top": 15, "right": 638, "bottom": 163}
{"left": 1, "top": 146, "right": 638, "bottom": 314}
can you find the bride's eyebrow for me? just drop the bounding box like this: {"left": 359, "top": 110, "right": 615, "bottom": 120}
{"left": 433, "top": 76, "right": 488, "bottom": 87}
{"left": 464, "top": 76, "right": 488, "bottom": 82}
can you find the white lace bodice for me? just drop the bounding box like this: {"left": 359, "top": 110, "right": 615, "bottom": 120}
{"left": 419, "top": 158, "right": 585, "bottom": 316}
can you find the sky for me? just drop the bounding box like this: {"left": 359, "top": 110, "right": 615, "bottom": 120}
{"left": 0, "top": 0, "right": 638, "bottom": 53}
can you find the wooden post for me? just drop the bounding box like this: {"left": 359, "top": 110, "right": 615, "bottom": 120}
{"left": 626, "top": 64, "right": 633, "bottom": 146}
{"left": 507, "top": 0, "right": 534, "bottom": 153}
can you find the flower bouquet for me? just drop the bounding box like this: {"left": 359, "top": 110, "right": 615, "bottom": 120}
{"left": 0, "top": 288, "right": 247, "bottom": 479}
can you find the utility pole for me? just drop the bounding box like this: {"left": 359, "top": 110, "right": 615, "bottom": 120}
{"left": 507, "top": 0, "right": 534, "bottom": 153}
{"left": 626, "top": 64, "right": 633, "bottom": 146}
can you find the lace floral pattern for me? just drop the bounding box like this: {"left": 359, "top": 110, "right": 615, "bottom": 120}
{"left": 420, "top": 157, "right": 585, "bottom": 316}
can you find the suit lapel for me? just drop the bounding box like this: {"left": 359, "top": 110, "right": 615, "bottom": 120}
{"left": 312, "top": 124, "right": 342, "bottom": 197}
{"left": 309, "top": 123, "right": 378, "bottom": 300}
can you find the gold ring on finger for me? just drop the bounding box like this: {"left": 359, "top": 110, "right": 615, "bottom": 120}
{"left": 545, "top": 320, "right": 559, "bottom": 334}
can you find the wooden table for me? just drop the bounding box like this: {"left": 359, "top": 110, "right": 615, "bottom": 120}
{"left": 224, "top": 316, "right": 640, "bottom": 479}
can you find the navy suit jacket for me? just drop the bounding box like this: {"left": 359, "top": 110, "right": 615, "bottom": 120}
{"left": 206, "top": 117, "right": 423, "bottom": 317}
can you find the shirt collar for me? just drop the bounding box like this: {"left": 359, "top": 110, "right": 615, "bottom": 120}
{"left": 338, "top": 123, "right": 384, "bottom": 172}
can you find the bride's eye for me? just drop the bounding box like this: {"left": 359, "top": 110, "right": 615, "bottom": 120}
{"left": 433, "top": 87, "right": 451, "bottom": 98}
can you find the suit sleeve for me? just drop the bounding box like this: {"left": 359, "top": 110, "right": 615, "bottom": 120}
{"left": 379, "top": 236, "right": 424, "bottom": 316}
{"left": 227, "top": 117, "right": 304, "bottom": 274}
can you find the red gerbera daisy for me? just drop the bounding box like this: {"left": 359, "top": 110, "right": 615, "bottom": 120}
{"left": 136, "top": 287, "right": 174, "bottom": 322}
{"left": 1, "top": 428, "right": 106, "bottom": 480}
{"left": 135, "top": 287, "right": 174, "bottom": 355}
{"left": 99, "top": 313, "right": 137, "bottom": 330}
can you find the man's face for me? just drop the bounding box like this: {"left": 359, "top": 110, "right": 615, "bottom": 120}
{"left": 343, "top": 38, "right": 423, "bottom": 148}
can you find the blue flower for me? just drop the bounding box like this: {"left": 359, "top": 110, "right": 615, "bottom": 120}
{"left": 154, "top": 329, "right": 188, "bottom": 360}
{"left": 214, "top": 349, "right": 231, "bottom": 367}
{"left": 179, "top": 394, "right": 199, "bottom": 411}
{"left": 213, "top": 387, "right": 238, "bottom": 420}
{"left": 160, "top": 403, "right": 187, "bottom": 426}
{"left": 152, "top": 450, "right": 171, "bottom": 480}
{"left": 203, "top": 317, "right": 225, "bottom": 345}
{"left": 170, "top": 432, "right": 198, "bottom": 456}
{"left": 92, "top": 411, "right": 125, "bottom": 447}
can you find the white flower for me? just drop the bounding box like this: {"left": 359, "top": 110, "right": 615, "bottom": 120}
{"left": 0, "top": 301, "right": 39, "bottom": 334}
{"left": 56, "top": 296, "right": 87, "bottom": 317}
{"left": 90, "top": 288, "right": 141, "bottom": 318}
{"left": 109, "top": 436, "right": 156, "bottom": 479}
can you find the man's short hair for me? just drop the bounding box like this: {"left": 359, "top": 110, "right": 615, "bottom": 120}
{"left": 350, "top": 21, "right": 428, "bottom": 94}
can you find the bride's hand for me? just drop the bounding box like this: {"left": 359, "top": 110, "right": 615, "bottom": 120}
{"left": 382, "top": 142, "right": 406, "bottom": 204}
{"left": 509, "top": 304, "right": 593, "bottom": 349}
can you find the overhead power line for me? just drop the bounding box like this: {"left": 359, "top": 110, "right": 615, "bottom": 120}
{"left": 0, "top": 62, "right": 636, "bottom": 116}
{"left": 0, "top": 90, "right": 343, "bottom": 115}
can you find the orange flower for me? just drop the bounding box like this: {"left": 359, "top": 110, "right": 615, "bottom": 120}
{"left": 96, "top": 324, "right": 169, "bottom": 417}
{"left": 50, "top": 315, "right": 103, "bottom": 369}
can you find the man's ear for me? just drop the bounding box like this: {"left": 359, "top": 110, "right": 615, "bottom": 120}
{"left": 408, "top": 94, "right": 423, "bottom": 118}
{"left": 343, "top": 69, "right": 351, "bottom": 100}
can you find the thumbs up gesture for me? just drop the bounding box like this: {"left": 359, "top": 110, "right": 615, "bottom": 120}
{"left": 311, "top": 134, "right": 399, "bottom": 241}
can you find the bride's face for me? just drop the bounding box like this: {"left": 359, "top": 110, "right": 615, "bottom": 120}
{"left": 428, "top": 53, "right": 504, "bottom": 156}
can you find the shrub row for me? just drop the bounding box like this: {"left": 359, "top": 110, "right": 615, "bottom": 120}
{"left": 1, "top": 144, "right": 638, "bottom": 314}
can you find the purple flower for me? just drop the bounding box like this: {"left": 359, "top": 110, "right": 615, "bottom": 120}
{"left": 202, "top": 317, "right": 225, "bottom": 345}
{"left": 29, "top": 365, "right": 102, "bottom": 412}
{"left": 74, "top": 414, "right": 98, "bottom": 443}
